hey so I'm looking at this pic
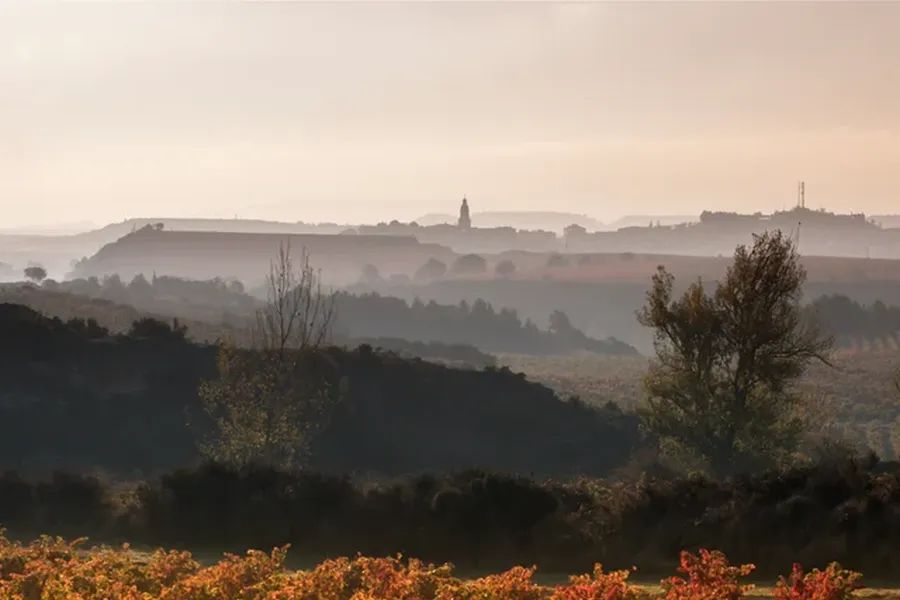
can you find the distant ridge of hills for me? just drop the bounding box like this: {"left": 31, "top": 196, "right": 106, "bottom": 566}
{"left": 74, "top": 217, "right": 353, "bottom": 245}
{"left": 606, "top": 214, "right": 698, "bottom": 229}
{"left": 5, "top": 210, "right": 900, "bottom": 282}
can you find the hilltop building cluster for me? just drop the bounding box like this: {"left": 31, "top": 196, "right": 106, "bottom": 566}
{"left": 355, "top": 198, "right": 558, "bottom": 253}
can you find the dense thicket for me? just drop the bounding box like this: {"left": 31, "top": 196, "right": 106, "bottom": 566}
{"left": 0, "top": 303, "right": 640, "bottom": 476}
{"left": 2, "top": 459, "right": 900, "bottom": 577}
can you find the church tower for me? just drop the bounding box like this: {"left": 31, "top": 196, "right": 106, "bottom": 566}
{"left": 458, "top": 197, "right": 471, "bottom": 229}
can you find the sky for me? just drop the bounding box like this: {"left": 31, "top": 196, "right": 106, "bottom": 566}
{"left": 2, "top": 1, "right": 900, "bottom": 230}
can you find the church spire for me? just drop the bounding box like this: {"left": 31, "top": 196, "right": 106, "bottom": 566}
{"left": 458, "top": 196, "right": 471, "bottom": 229}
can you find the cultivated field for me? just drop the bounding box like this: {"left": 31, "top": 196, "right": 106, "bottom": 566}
{"left": 498, "top": 350, "right": 900, "bottom": 459}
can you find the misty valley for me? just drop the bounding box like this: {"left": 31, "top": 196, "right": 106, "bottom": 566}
{"left": 6, "top": 2, "right": 900, "bottom": 597}
{"left": 3, "top": 204, "right": 900, "bottom": 599}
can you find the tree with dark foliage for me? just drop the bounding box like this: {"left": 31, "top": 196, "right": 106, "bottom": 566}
{"left": 638, "top": 231, "right": 832, "bottom": 475}
{"left": 24, "top": 266, "right": 47, "bottom": 283}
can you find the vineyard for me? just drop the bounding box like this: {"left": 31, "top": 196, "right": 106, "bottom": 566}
{"left": 0, "top": 533, "right": 879, "bottom": 599}
{"left": 497, "top": 351, "right": 900, "bottom": 459}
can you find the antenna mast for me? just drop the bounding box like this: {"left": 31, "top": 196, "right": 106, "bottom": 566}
{"left": 797, "top": 181, "right": 806, "bottom": 209}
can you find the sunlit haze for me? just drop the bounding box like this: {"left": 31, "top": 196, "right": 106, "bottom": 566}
{"left": 3, "top": 1, "right": 900, "bottom": 229}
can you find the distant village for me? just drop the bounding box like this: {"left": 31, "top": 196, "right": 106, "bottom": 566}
{"left": 344, "top": 194, "right": 898, "bottom": 259}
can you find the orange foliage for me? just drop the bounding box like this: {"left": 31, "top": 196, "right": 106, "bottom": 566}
{"left": 773, "top": 563, "right": 862, "bottom": 600}
{"left": 661, "top": 549, "right": 755, "bottom": 600}
{"left": 550, "top": 564, "right": 641, "bottom": 600}
{"left": 0, "top": 531, "right": 867, "bottom": 600}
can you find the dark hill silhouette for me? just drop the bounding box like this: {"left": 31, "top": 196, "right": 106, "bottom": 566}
{"left": 0, "top": 304, "right": 642, "bottom": 475}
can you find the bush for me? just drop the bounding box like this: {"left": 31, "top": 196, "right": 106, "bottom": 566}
{"left": 774, "top": 563, "right": 862, "bottom": 600}
{"left": 661, "top": 550, "right": 754, "bottom": 600}
{"left": 550, "top": 565, "right": 642, "bottom": 600}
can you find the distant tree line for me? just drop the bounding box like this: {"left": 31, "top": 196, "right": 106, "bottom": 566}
{"left": 806, "top": 294, "right": 900, "bottom": 344}
{"left": 57, "top": 273, "right": 254, "bottom": 325}
{"left": 332, "top": 293, "right": 637, "bottom": 356}
{"left": 1, "top": 281, "right": 539, "bottom": 365}
{"left": 348, "top": 337, "right": 496, "bottom": 369}
{"left": 40, "top": 272, "right": 638, "bottom": 357}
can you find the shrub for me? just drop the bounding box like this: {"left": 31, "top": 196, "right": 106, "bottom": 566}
{"left": 445, "top": 565, "right": 543, "bottom": 600}
{"left": 162, "top": 546, "right": 288, "bottom": 599}
{"left": 550, "top": 564, "right": 641, "bottom": 600}
{"left": 274, "top": 555, "right": 456, "bottom": 600}
{"left": 661, "top": 550, "right": 755, "bottom": 600}
{"left": 773, "top": 563, "right": 863, "bottom": 600}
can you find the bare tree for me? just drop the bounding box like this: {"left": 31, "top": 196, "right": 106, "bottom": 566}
{"left": 254, "top": 242, "right": 334, "bottom": 355}
{"left": 199, "top": 242, "right": 339, "bottom": 469}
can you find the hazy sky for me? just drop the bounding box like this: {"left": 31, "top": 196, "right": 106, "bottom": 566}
{"left": 3, "top": 2, "right": 900, "bottom": 229}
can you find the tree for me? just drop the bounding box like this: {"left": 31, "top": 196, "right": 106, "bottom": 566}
{"left": 127, "top": 273, "right": 153, "bottom": 301}
{"left": 637, "top": 231, "right": 831, "bottom": 475}
{"left": 359, "top": 264, "right": 381, "bottom": 285}
{"left": 198, "top": 342, "right": 337, "bottom": 469}
{"left": 451, "top": 254, "right": 487, "bottom": 276}
{"left": 226, "top": 279, "right": 245, "bottom": 295}
{"left": 414, "top": 258, "right": 447, "bottom": 282}
{"left": 495, "top": 259, "right": 517, "bottom": 277}
{"left": 200, "top": 242, "right": 338, "bottom": 469}
{"left": 24, "top": 266, "right": 47, "bottom": 283}
{"left": 548, "top": 310, "right": 576, "bottom": 336}
{"left": 128, "top": 317, "right": 187, "bottom": 341}
{"left": 254, "top": 243, "right": 334, "bottom": 354}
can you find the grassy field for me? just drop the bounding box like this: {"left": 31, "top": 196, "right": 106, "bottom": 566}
{"left": 497, "top": 350, "right": 900, "bottom": 458}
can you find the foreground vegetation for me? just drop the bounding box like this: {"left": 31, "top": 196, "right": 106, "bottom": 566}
{"left": 4, "top": 460, "right": 900, "bottom": 578}
{"left": 0, "top": 531, "right": 868, "bottom": 600}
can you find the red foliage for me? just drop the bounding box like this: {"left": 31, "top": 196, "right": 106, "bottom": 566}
{"left": 773, "top": 563, "right": 862, "bottom": 600}
{"left": 661, "top": 549, "right": 755, "bottom": 600}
